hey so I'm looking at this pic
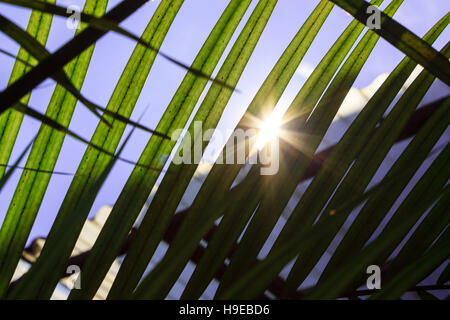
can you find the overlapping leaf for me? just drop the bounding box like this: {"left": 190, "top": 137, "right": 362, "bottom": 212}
{"left": 0, "top": 0, "right": 55, "bottom": 180}
{"left": 0, "top": 1, "right": 110, "bottom": 297}
{"left": 122, "top": 0, "right": 338, "bottom": 299}
{"left": 7, "top": 0, "right": 184, "bottom": 299}
{"left": 73, "top": 0, "right": 271, "bottom": 300}
{"left": 330, "top": 0, "right": 450, "bottom": 85}
{"left": 284, "top": 42, "right": 450, "bottom": 295}
{"left": 216, "top": 0, "right": 403, "bottom": 297}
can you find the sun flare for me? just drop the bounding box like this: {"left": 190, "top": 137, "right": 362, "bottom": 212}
{"left": 255, "top": 113, "right": 282, "bottom": 150}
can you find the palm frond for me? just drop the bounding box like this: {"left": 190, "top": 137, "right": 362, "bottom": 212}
{"left": 0, "top": 0, "right": 448, "bottom": 301}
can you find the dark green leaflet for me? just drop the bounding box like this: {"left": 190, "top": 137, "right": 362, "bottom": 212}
{"left": 330, "top": 0, "right": 450, "bottom": 85}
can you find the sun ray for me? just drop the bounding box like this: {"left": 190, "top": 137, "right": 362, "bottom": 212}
{"left": 255, "top": 112, "right": 282, "bottom": 150}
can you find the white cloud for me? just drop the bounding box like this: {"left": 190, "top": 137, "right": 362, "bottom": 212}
{"left": 296, "top": 63, "right": 315, "bottom": 79}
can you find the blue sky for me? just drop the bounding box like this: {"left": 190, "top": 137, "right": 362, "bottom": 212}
{"left": 0, "top": 0, "right": 449, "bottom": 245}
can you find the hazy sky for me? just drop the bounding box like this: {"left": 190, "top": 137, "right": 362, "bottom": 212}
{"left": 0, "top": 0, "right": 449, "bottom": 245}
